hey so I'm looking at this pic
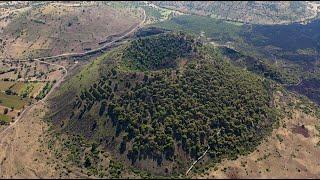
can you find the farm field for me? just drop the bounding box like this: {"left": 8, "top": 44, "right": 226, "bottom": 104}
{"left": 0, "top": 58, "right": 67, "bottom": 131}
{"left": 0, "top": 81, "right": 15, "bottom": 91}
{"left": 1, "top": 81, "right": 46, "bottom": 97}
{"left": 0, "top": 59, "right": 62, "bottom": 116}
{"left": 0, "top": 92, "right": 29, "bottom": 110}
{"left": 0, "top": 1, "right": 320, "bottom": 179}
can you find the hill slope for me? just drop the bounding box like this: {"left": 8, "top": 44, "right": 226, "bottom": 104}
{"left": 48, "top": 32, "right": 277, "bottom": 176}
{"left": 0, "top": 2, "right": 142, "bottom": 59}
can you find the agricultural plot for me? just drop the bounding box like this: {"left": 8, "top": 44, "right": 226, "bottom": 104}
{"left": 0, "top": 92, "right": 29, "bottom": 110}
{"left": 7, "top": 81, "right": 46, "bottom": 98}
{"left": 142, "top": 2, "right": 182, "bottom": 23}
{"left": 0, "top": 58, "right": 65, "bottom": 127}
{"left": 10, "top": 82, "right": 26, "bottom": 94}
{"left": 29, "top": 82, "right": 46, "bottom": 98}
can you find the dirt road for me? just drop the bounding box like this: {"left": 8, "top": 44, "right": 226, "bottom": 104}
{"left": 0, "top": 6, "right": 146, "bottom": 178}
{"left": 0, "top": 7, "right": 146, "bottom": 139}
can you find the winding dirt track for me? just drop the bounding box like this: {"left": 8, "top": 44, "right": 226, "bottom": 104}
{"left": 0, "top": 7, "right": 146, "bottom": 140}
{"left": 0, "top": 59, "right": 67, "bottom": 140}
{"left": 0, "top": 6, "right": 146, "bottom": 178}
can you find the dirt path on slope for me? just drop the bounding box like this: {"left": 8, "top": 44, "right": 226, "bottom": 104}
{"left": 194, "top": 91, "right": 320, "bottom": 179}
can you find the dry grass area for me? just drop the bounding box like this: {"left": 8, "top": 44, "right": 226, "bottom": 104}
{"left": 0, "top": 103, "right": 52, "bottom": 178}
{"left": 0, "top": 2, "right": 31, "bottom": 29}
{"left": 0, "top": 102, "right": 89, "bottom": 178}
{"left": 0, "top": 60, "right": 63, "bottom": 82}
{"left": 194, "top": 91, "right": 320, "bottom": 179}
{"left": 0, "top": 102, "right": 141, "bottom": 178}
{"left": 0, "top": 2, "right": 143, "bottom": 59}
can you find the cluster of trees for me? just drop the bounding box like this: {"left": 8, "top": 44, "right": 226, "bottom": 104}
{"left": 68, "top": 33, "right": 277, "bottom": 170}
{"left": 0, "top": 68, "right": 15, "bottom": 75}
{"left": 35, "top": 81, "right": 53, "bottom": 100}
{"left": 123, "top": 32, "right": 200, "bottom": 71}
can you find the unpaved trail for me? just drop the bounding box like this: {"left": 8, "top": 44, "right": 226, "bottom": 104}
{"left": 0, "top": 58, "right": 67, "bottom": 141}
{"left": 194, "top": 92, "right": 320, "bottom": 179}
{"left": 186, "top": 146, "right": 210, "bottom": 175}
{"left": 0, "top": 6, "right": 146, "bottom": 178}
{"left": 0, "top": 7, "right": 146, "bottom": 140}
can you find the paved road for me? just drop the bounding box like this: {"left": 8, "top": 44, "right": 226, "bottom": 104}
{"left": 0, "top": 7, "right": 146, "bottom": 140}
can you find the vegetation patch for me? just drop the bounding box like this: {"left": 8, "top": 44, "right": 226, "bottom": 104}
{"left": 122, "top": 32, "right": 199, "bottom": 71}
{"left": 0, "top": 92, "right": 28, "bottom": 110}
{"left": 50, "top": 32, "right": 277, "bottom": 176}
{"left": 36, "top": 81, "right": 53, "bottom": 100}
{"left": 0, "top": 114, "right": 11, "bottom": 125}
{"left": 151, "top": 15, "right": 242, "bottom": 43}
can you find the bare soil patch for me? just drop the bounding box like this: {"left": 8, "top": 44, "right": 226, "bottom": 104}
{"left": 292, "top": 124, "right": 310, "bottom": 138}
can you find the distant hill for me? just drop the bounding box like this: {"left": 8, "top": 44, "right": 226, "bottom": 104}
{"left": 151, "top": 1, "right": 317, "bottom": 25}
{"left": 48, "top": 32, "right": 277, "bottom": 176}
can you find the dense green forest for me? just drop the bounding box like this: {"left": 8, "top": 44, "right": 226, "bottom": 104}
{"left": 122, "top": 32, "right": 199, "bottom": 71}
{"left": 51, "top": 32, "right": 277, "bottom": 175}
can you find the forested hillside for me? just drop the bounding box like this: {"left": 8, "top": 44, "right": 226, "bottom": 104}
{"left": 49, "top": 32, "right": 277, "bottom": 176}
